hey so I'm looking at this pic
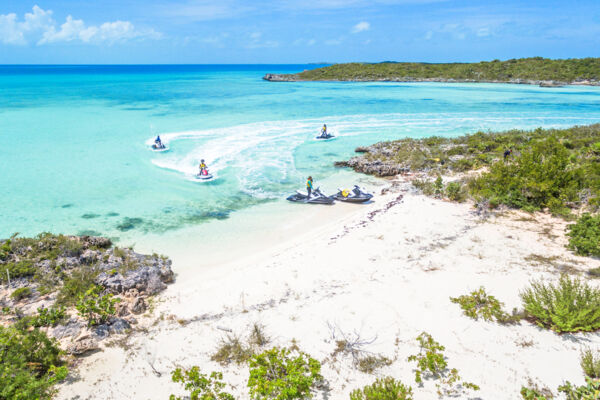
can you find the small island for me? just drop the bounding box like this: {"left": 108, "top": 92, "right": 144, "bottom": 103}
{"left": 264, "top": 57, "right": 600, "bottom": 86}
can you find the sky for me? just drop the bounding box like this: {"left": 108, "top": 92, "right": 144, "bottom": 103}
{"left": 0, "top": 0, "right": 599, "bottom": 64}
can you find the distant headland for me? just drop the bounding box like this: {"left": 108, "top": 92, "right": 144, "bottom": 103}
{"left": 264, "top": 57, "right": 600, "bottom": 87}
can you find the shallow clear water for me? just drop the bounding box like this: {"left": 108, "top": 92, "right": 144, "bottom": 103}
{"left": 1, "top": 65, "right": 600, "bottom": 241}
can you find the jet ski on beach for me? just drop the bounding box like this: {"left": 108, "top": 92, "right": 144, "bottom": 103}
{"left": 287, "top": 187, "right": 334, "bottom": 204}
{"left": 332, "top": 185, "right": 373, "bottom": 203}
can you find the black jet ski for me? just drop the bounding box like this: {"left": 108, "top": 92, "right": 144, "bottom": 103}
{"left": 315, "top": 133, "right": 335, "bottom": 140}
{"left": 286, "top": 187, "right": 334, "bottom": 204}
{"left": 332, "top": 185, "right": 373, "bottom": 203}
{"left": 151, "top": 143, "right": 169, "bottom": 152}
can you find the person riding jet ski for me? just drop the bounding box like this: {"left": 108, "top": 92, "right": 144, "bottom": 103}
{"left": 320, "top": 124, "right": 328, "bottom": 138}
{"left": 199, "top": 159, "right": 208, "bottom": 175}
{"left": 155, "top": 135, "right": 163, "bottom": 148}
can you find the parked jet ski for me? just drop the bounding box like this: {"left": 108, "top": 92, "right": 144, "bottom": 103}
{"left": 332, "top": 185, "right": 373, "bottom": 203}
{"left": 286, "top": 187, "right": 334, "bottom": 204}
{"left": 151, "top": 143, "right": 169, "bottom": 152}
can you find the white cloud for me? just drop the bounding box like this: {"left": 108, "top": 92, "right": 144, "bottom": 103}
{"left": 0, "top": 5, "right": 161, "bottom": 46}
{"left": 246, "top": 31, "right": 278, "bottom": 49}
{"left": 352, "top": 21, "right": 370, "bottom": 33}
{"left": 0, "top": 5, "right": 54, "bottom": 45}
{"left": 476, "top": 27, "right": 490, "bottom": 37}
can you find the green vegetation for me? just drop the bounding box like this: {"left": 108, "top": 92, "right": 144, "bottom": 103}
{"left": 347, "top": 124, "right": 600, "bottom": 218}
{"left": 287, "top": 58, "right": 600, "bottom": 83}
{"left": 247, "top": 347, "right": 323, "bottom": 400}
{"left": 10, "top": 287, "right": 32, "bottom": 301}
{"left": 349, "top": 377, "right": 413, "bottom": 400}
{"left": 520, "top": 274, "right": 600, "bottom": 332}
{"left": 520, "top": 386, "right": 550, "bottom": 400}
{"left": 75, "top": 285, "right": 120, "bottom": 326}
{"left": 211, "top": 334, "right": 254, "bottom": 366}
{"left": 567, "top": 214, "right": 600, "bottom": 256}
{"left": 212, "top": 324, "right": 271, "bottom": 366}
{"left": 558, "top": 378, "right": 600, "bottom": 399}
{"left": 450, "top": 287, "right": 522, "bottom": 324}
{"left": 0, "top": 325, "right": 68, "bottom": 400}
{"left": 407, "top": 332, "right": 479, "bottom": 396}
{"left": 580, "top": 348, "right": 600, "bottom": 379}
{"left": 170, "top": 367, "right": 234, "bottom": 400}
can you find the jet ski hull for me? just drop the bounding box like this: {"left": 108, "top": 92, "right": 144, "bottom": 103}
{"left": 332, "top": 186, "right": 373, "bottom": 203}
{"left": 332, "top": 194, "right": 372, "bottom": 203}
{"left": 286, "top": 188, "right": 334, "bottom": 204}
{"left": 315, "top": 135, "right": 336, "bottom": 141}
{"left": 151, "top": 144, "right": 169, "bottom": 152}
{"left": 194, "top": 173, "right": 214, "bottom": 181}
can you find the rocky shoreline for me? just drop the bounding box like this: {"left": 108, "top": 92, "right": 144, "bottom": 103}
{"left": 1, "top": 234, "right": 174, "bottom": 356}
{"left": 263, "top": 73, "right": 599, "bottom": 87}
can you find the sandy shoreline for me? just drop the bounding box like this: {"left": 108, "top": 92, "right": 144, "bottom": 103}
{"left": 57, "top": 178, "right": 600, "bottom": 400}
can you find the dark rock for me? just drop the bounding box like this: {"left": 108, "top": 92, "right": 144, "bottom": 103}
{"left": 95, "top": 255, "right": 173, "bottom": 296}
{"left": 94, "top": 324, "right": 110, "bottom": 339}
{"left": 263, "top": 73, "right": 298, "bottom": 82}
{"left": 115, "top": 302, "right": 130, "bottom": 317}
{"left": 108, "top": 318, "right": 131, "bottom": 334}
{"left": 81, "top": 236, "right": 112, "bottom": 249}
{"left": 51, "top": 319, "right": 84, "bottom": 339}
{"left": 80, "top": 249, "right": 100, "bottom": 264}
{"left": 131, "top": 297, "right": 146, "bottom": 314}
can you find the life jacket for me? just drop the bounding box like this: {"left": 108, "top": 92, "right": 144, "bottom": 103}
{"left": 342, "top": 189, "right": 349, "bottom": 197}
{"left": 306, "top": 180, "right": 313, "bottom": 189}
{"left": 200, "top": 163, "right": 206, "bottom": 169}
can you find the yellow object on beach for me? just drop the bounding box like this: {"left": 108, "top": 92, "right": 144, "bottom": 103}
{"left": 342, "top": 190, "right": 349, "bottom": 197}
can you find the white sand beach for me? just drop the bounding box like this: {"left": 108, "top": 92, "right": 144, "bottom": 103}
{"left": 57, "top": 178, "right": 600, "bottom": 400}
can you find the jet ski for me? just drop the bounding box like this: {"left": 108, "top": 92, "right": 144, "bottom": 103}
{"left": 194, "top": 170, "right": 214, "bottom": 181}
{"left": 315, "top": 132, "right": 336, "bottom": 141}
{"left": 151, "top": 143, "right": 169, "bottom": 152}
{"left": 332, "top": 185, "right": 373, "bottom": 203}
{"left": 286, "top": 187, "right": 334, "bottom": 204}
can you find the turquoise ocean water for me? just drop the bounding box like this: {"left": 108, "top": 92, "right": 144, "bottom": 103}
{"left": 1, "top": 65, "right": 600, "bottom": 242}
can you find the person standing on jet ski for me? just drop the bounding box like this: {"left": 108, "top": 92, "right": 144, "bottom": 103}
{"left": 320, "top": 124, "right": 328, "bottom": 138}
{"left": 306, "top": 176, "right": 313, "bottom": 198}
{"left": 155, "top": 135, "right": 162, "bottom": 148}
{"left": 199, "top": 159, "right": 207, "bottom": 175}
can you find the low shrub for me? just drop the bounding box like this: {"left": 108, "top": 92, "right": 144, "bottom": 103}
{"left": 249, "top": 323, "right": 271, "bottom": 347}
{"left": 1, "top": 260, "right": 36, "bottom": 283}
{"left": 32, "top": 307, "right": 67, "bottom": 328}
{"left": 11, "top": 287, "right": 32, "bottom": 301}
{"left": 580, "top": 348, "right": 600, "bottom": 379}
{"left": 567, "top": 213, "right": 600, "bottom": 257}
{"left": 75, "top": 285, "right": 119, "bottom": 326}
{"left": 407, "top": 332, "right": 479, "bottom": 397}
{"left": 445, "top": 181, "right": 466, "bottom": 202}
{"left": 520, "top": 386, "right": 549, "bottom": 399}
{"left": 356, "top": 355, "right": 393, "bottom": 374}
{"left": 56, "top": 266, "right": 99, "bottom": 306}
{"left": 589, "top": 267, "right": 600, "bottom": 278}
{"left": 0, "top": 325, "right": 68, "bottom": 400}
{"left": 169, "top": 367, "right": 234, "bottom": 400}
{"left": 520, "top": 274, "right": 600, "bottom": 332}
{"left": 450, "top": 287, "right": 509, "bottom": 322}
{"left": 211, "top": 334, "right": 254, "bottom": 366}
{"left": 349, "top": 377, "right": 413, "bottom": 400}
{"left": 247, "top": 347, "right": 322, "bottom": 400}
{"left": 558, "top": 377, "right": 600, "bottom": 399}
